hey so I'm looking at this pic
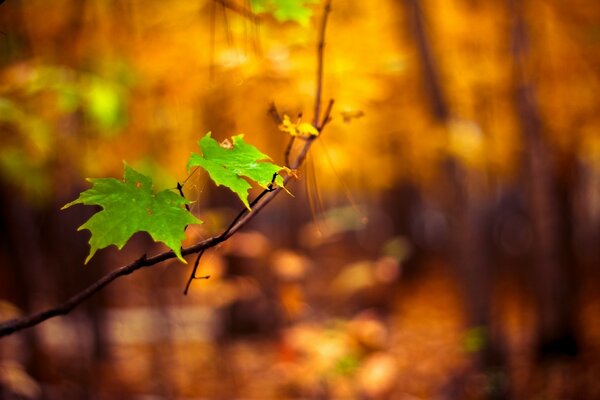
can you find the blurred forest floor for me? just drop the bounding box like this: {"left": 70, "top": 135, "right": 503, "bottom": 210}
{"left": 5, "top": 240, "right": 597, "bottom": 399}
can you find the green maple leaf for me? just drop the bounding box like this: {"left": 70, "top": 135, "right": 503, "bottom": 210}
{"left": 63, "top": 164, "right": 201, "bottom": 264}
{"left": 251, "top": 0, "right": 319, "bottom": 26}
{"left": 187, "top": 132, "right": 287, "bottom": 209}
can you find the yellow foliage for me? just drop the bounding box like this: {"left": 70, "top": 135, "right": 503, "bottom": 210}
{"left": 0, "top": 0, "right": 597, "bottom": 200}
{"left": 278, "top": 114, "right": 319, "bottom": 137}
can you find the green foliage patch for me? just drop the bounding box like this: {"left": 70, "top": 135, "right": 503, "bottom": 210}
{"left": 251, "top": 0, "right": 319, "bottom": 26}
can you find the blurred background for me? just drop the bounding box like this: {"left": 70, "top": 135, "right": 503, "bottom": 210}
{"left": 1, "top": 0, "right": 599, "bottom": 399}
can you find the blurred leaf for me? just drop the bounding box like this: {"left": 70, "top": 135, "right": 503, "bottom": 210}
{"left": 56, "top": 86, "right": 80, "bottom": 112}
{"left": 0, "top": 97, "right": 21, "bottom": 121}
{"left": 278, "top": 114, "right": 319, "bottom": 137}
{"left": 0, "top": 361, "right": 41, "bottom": 400}
{"left": 187, "top": 132, "right": 288, "bottom": 209}
{"left": 334, "top": 353, "right": 360, "bottom": 376}
{"left": 382, "top": 236, "right": 412, "bottom": 263}
{"left": 464, "top": 326, "right": 487, "bottom": 353}
{"left": 63, "top": 164, "right": 201, "bottom": 263}
{"left": 349, "top": 310, "right": 389, "bottom": 350}
{"left": 251, "top": 0, "right": 319, "bottom": 26}
{"left": 84, "top": 76, "right": 126, "bottom": 132}
{"left": 225, "top": 230, "right": 271, "bottom": 258}
{"left": 340, "top": 109, "right": 365, "bottom": 124}
{"left": 0, "top": 95, "right": 53, "bottom": 201}
{"left": 0, "top": 148, "right": 51, "bottom": 202}
{"left": 357, "top": 352, "right": 398, "bottom": 397}
{"left": 23, "top": 65, "right": 127, "bottom": 133}
{"left": 447, "top": 119, "right": 485, "bottom": 168}
{"left": 0, "top": 300, "right": 22, "bottom": 320}
{"left": 271, "top": 249, "right": 311, "bottom": 281}
{"left": 332, "top": 261, "right": 375, "bottom": 294}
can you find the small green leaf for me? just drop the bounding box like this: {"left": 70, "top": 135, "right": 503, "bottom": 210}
{"left": 187, "top": 133, "right": 287, "bottom": 209}
{"left": 63, "top": 164, "right": 201, "bottom": 263}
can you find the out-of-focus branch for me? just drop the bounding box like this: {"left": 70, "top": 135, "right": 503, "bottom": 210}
{"left": 404, "top": 0, "right": 449, "bottom": 122}
{"left": 213, "top": 0, "right": 259, "bottom": 22}
{"left": 0, "top": 0, "right": 335, "bottom": 339}
{"left": 313, "top": 0, "right": 332, "bottom": 127}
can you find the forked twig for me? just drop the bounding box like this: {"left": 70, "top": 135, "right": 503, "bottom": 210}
{"left": 182, "top": 173, "right": 277, "bottom": 294}
{"left": 183, "top": 249, "right": 210, "bottom": 295}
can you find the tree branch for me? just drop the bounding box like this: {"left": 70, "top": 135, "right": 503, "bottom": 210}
{"left": 0, "top": 0, "right": 335, "bottom": 339}
{"left": 313, "top": 0, "right": 332, "bottom": 127}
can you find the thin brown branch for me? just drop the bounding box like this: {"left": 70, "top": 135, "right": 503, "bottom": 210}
{"left": 318, "top": 98, "right": 335, "bottom": 131}
{"left": 268, "top": 102, "right": 283, "bottom": 124}
{"left": 284, "top": 137, "right": 296, "bottom": 167}
{"left": 209, "top": 0, "right": 217, "bottom": 81}
{"left": 269, "top": 102, "right": 296, "bottom": 167}
{"left": 313, "top": 0, "right": 332, "bottom": 127}
{"left": 0, "top": 0, "right": 335, "bottom": 339}
{"left": 405, "top": 0, "right": 449, "bottom": 122}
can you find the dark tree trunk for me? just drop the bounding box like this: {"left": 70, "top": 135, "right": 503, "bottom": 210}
{"left": 0, "top": 185, "right": 48, "bottom": 392}
{"left": 509, "top": 0, "right": 579, "bottom": 361}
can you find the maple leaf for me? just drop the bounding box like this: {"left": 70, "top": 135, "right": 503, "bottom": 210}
{"left": 187, "top": 132, "right": 288, "bottom": 209}
{"left": 62, "top": 164, "right": 201, "bottom": 264}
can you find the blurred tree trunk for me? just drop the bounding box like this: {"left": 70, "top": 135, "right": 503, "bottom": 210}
{"left": 147, "top": 274, "right": 176, "bottom": 398}
{"left": 509, "top": 0, "right": 579, "bottom": 361}
{"left": 0, "top": 182, "right": 112, "bottom": 397}
{"left": 403, "top": 0, "right": 509, "bottom": 398}
{"left": 0, "top": 185, "right": 48, "bottom": 392}
{"left": 0, "top": 0, "right": 32, "bottom": 63}
{"left": 43, "top": 189, "right": 110, "bottom": 396}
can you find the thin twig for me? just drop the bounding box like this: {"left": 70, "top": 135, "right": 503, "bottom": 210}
{"left": 183, "top": 249, "right": 209, "bottom": 295}
{"left": 209, "top": 0, "right": 217, "bottom": 81}
{"left": 269, "top": 102, "right": 296, "bottom": 167}
{"left": 268, "top": 102, "right": 283, "bottom": 124}
{"left": 313, "top": 0, "right": 332, "bottom": 127}
{"left": 319, "top": 98, "right": 335, "bottom": 131}
{"left": 220, "top": 0, "right": 233, "bottom": 47}
{"left": 284, "top": 137, "right": 295, "bottom": 167}
{"left": 0, "top": 0, "right": 335, "bottom": 339}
